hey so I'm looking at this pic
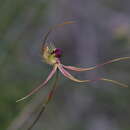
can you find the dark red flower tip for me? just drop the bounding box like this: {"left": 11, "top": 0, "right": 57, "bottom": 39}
{"left": 54, "top": 48, "right": 62, "bottom": 58}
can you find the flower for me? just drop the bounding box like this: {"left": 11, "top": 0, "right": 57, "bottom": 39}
{"left": 16, "top": 21, "right": 130, "bottom": 102}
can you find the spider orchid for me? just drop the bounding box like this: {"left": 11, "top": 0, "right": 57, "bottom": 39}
{"left": 16, "top": 21, "right": 130, "bottom": 130}
{"left": 17, "top": 21, "right": 130, "bottom": 103}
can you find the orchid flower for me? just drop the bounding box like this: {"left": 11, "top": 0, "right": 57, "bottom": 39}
{"left": 17, "top": 21, "right": 129, "bottom": 102}
{"left": 16, "top": 21, "right": 130, "bottom": 130}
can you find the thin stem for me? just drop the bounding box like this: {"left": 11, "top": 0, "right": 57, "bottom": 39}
{"left": 27, "top": 70, "right": 59, "bottom": 130}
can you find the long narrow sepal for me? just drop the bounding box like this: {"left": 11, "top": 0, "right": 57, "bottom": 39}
{"left": 58, "top": 64, "right": 102, "bottom": 83}
{"left": 58, "top": 64, "right": 128, "bottom": 88}
{"left": 27, "top": 70, "right": 59, "bottom": 130}
{"left": 63, "top": 56, "right": 130, "bottom": 72}
{"left": 16, "top": 65, "right": 57, "bottom": 102}
{"left": 101, "top": 78, "right": 128, "bottom": 88}
{"left": 41, "top": 21, "right": 75, "bottom": 54}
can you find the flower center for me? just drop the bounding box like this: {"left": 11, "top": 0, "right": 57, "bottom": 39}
{"left": 43, "top": 46, "right": 62, "bottom": 65}
{"left": 52, "top": 48, "right": 62, "bottom": 58}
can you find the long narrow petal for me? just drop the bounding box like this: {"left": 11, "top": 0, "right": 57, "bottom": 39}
{"left": 58, "top": 64, "right": 101, "bottom": 83}
{"left": 63, "top": 56, "right": 130, "bottom": 72}
{"left": 58, "top": 64, "right": 128, "bottom": 88}
{"left": 71, "top": 78, "right": 128, "bottom": 88}
{"left": 101, "top": 78, "right": 128, "bottom": 88}
{"left": 16, "top": 65, "right": 57, "bottom": 102}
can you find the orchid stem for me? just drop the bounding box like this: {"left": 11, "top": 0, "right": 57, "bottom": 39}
{"left": 27, "top": 70, "right": 59, "bottom": 130}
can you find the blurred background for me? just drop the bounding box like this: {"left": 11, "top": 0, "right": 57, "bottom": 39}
{"left": 0, "top": 0, "right": 130, "bottom": 130}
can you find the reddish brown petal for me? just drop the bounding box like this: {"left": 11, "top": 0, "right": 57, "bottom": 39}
{"left": 63, "top": 56, "right": 130, "bottom": 72}
{"left": 58, "top": 64, "right": 128, "bottom": 88}
{"left": 16, "top": 65, "right": 57, "bottom": 102}
{"left": 58, "top": 64, "right": 99, "bottom": 83}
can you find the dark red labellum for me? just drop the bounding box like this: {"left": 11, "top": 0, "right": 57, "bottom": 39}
{"left": 54, "top": 48, "right": 62, "bottom": 58}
